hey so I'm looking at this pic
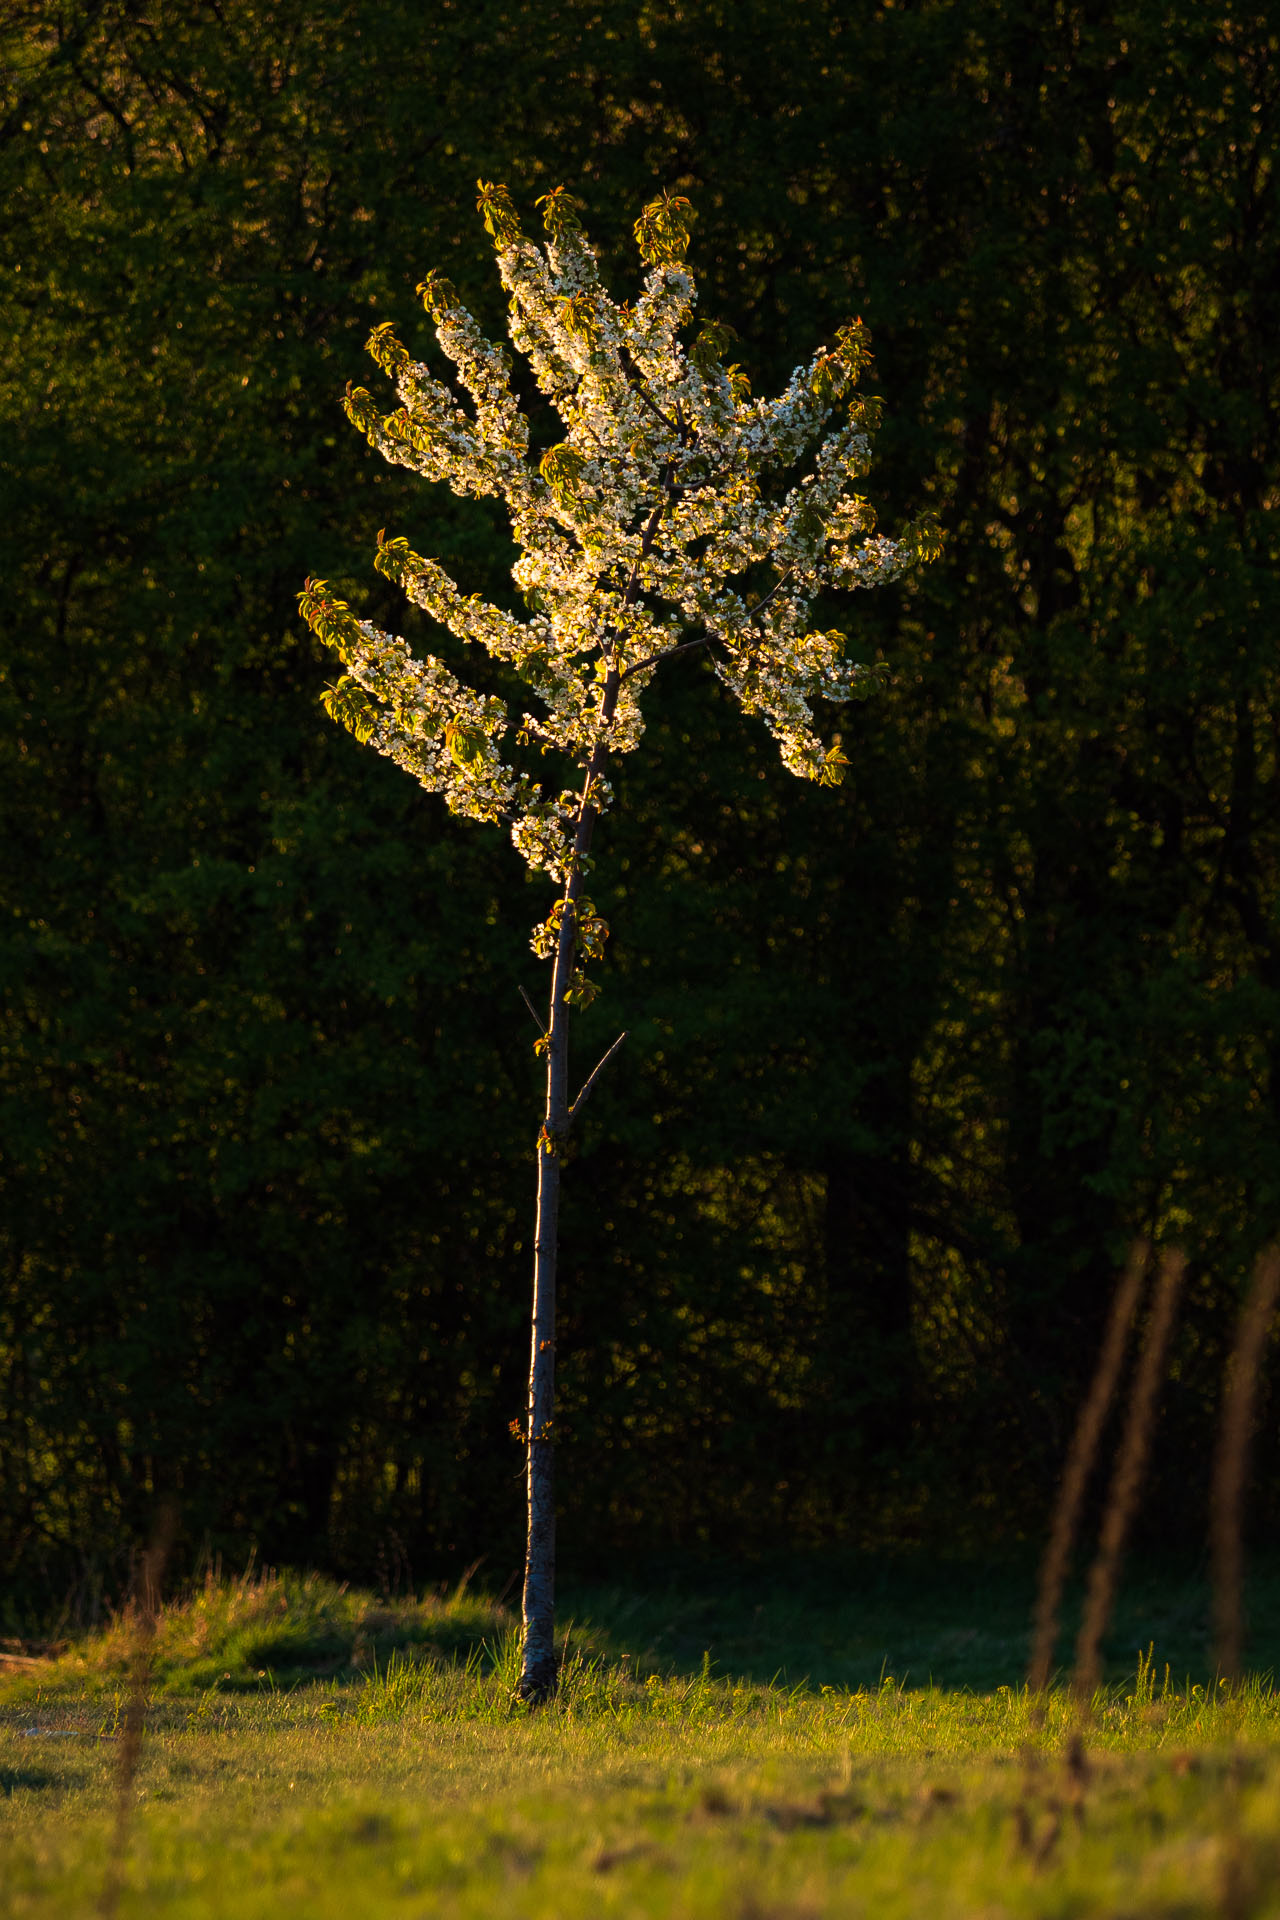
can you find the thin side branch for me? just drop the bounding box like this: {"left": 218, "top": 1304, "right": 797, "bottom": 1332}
{"left": 744, "top": 564, "right": 796, "bottom": 620}
{"left": 617, "top": 348, "right": 677, "bottom": 430}
{"left": 621, "top": 633, "right": 714, "bottom": 681}
{"left": 519, "top": 984, "right": 547, "bottom": 1036}
{"left": 568, "top": 1030, "right": 628, "bottom": 1126}
{"left": 620, "top": 565, "right": 797, "bottom": 683}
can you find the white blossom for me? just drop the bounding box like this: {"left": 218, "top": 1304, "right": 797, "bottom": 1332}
{"left": 301, "top": 186, "right": 940, "bottom": 887}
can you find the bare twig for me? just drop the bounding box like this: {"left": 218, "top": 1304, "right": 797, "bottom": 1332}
{"left": 616, "top": 493, "right": 670, "bottom": 614}
{"left": 568, "top": 1030, "right": 628, "bottom": 1126}
{"left": 672, "top": 560, "right": 800, "bottom": 674}
{"left": 618, "top": 349, "right": 677, "bottom": 430}
{"left": 1211, "top": 1244, "right": 1280, "bottom": 1684}
{"left": 100, "top": 1501, "right": 177, "bottom": 1920}
{"left": 619, "top": 566, "right": 798, "bottom": 684}
{"left": 1072, "top": 1249, "right": 1186, "bottom": 1703}
{"left": 620, "top": 633, "right": 713, "bottom": 681}
{"left": 518, "top": 984, "right": 547, "bottom": 1037}
{"left": 1028, "top": 1242, "right": 1150, "bottom": 1694}
{"left": 742, "top": 564, "right": 797, "bottom": 621}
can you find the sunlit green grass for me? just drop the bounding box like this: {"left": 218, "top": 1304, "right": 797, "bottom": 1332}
{"left": 2, "top": 1566, "right": 508, "bottom": 1700}
{"left": 4, "top": 1570, "right": 1280, "bottom": 1917}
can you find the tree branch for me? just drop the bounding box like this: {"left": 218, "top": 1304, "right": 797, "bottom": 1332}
{"left": 617, "top": 566, "right": 796, "bottom": 682}
{"left": 618, "top": 347, "right": 677, "bottom": 430}
{"left": 603, "top": 478, "right": 674, "bottom": 666}
{"left": 630, "top": 379, "right": 677, "bottom": 431}
{"left": 744, "top": 565, "right": 796, "bottom": 619}
{"left": 620, "top": 632, "right": 714, "bottom": 680}
{"left": 568, "top": 1030, "right": 628, "bottom": 1126}
{"left": 519, "top": 985, "right": 547, "bottom": 1037}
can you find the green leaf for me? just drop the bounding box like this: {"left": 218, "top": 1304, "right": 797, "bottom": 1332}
{"left": 373, "top": 530, "right": 425, "bottom": 584}
{"left": 559, "top": 292, "right": 602, "bottom": 346}
{"left": 416, "top": 270, "right": 461, "bottom": 315}
{"left": 366, "top": 321, "right": 410, "bottom": 374}
{"left": 634, "top": 191, "right": 695, "bottom": 266}
{"left": 903, "top": 511, "right": 945, "bottom": 566}
{"left": 818, "top": 737, "right": 850, "bottom": 787}
{"left": 475, "top": 178, "right": 522, "bottom": 247}
{"left": 445, "top": 718, "right": 487, "bottom": 768}
{"left": 535, "top": 186, "right": 585, "bottom": 239}
{"left": 539, "top": 444, "right": 588, "bottom": 498}
{"left": 298, "top": 580, "right": 365, "bottom": 657}
{"left": 833, "top": 317, "right": 874, "bottom": 382}
{"left": 690, "top": 319, "right": 736, "bottom": 371}
{"left": 319, "top": 676, "right": 379, "bottom": 745}
{"left": 563, "top": 967, "right": 600, "bottom": 1009}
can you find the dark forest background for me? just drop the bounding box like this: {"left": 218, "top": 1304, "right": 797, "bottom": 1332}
{"left": 2, "top": 0, "right": 1277, "bottom": 1620}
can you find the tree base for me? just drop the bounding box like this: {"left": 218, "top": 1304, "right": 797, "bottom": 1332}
{"left": 515, "top": 1653, "right": 559, "bottom": 1704}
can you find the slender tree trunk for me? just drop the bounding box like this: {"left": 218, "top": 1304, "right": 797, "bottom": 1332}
{"left": 519, "top": 1030, "right": 565, "bottom": 1700}
{"left": 518, "top": 669, "right": 620, "bottom": 1701}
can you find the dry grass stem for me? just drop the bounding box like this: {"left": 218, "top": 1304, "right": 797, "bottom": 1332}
{"left": 1210, "top": 1243, "right": 1280, "bottom": 1684}
{"left": 1027, "top": 1241, "right": 1150, "bottom": 1694}
{"left": 1071, "top": 1248, "right": 1186, "bottom": 1702}
{"left": 99, "top": 1502, "right": 176, "bottom": 1920}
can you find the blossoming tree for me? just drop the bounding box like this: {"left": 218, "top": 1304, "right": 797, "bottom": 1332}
{"left": 299, "top": 183, "right": 939, "bottom": 1700}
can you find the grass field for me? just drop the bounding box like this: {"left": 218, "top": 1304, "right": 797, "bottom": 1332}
{"left": 4, "top": 1563, "right": 1280, "bottom": 1917}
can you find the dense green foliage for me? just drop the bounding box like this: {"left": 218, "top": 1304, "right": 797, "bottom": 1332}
{"left": 2, "top": 0, "right": 1277, "bottom": 1609}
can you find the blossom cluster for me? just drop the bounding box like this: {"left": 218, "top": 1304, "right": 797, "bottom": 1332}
{"left": 300, "top": 185, "right": 939, "bottom": 879}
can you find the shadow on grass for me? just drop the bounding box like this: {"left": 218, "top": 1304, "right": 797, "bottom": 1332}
{"left": 560, "top": 1550, "right": 1280, "bottom": 1694}
{"left": 2, "top": 1765, "right": 81, "bottom": 1794}
{"left": 3, "top": 1552, "right": 1277, "bottom": 1704}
